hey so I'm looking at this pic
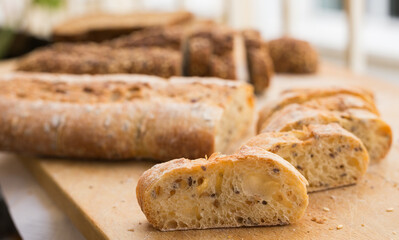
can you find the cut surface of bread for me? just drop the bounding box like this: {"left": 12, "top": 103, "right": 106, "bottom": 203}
{"left": 245, "top": 124, "right": 369, "bottom": 192}
{"left": 242, "top": 30, "right": 274, "bottom": 94}
{"left": 16, "top": 43, "right": 182, "bottom": 78}
{"left": 52, "top": 11, "right": 193, "bottom": 42}
{"left": 260, "top": 104, "right": 392, "bottom": 163}
{"left": 257, "top": 86, "right": 378, "bottom": 131}
{"left": 136, "top": 146, "right": 308, "bottom": 231}
{"left": 0, "top": 73, "right": 254, "bottom": 161}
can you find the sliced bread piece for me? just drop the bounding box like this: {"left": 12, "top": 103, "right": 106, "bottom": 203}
{"left": 244, "top": 124, "right": 369, "bottom": 192}
{"left": 136, "top": 146, "right": 308, "bottom": 231}
{"left": 242, "top": 30, "right": 274, "bottom": 94}
{"left": 0, "top": 73, "right": 254, "bottom": 161}
{"left": 257, "top": 86, "right": 378, "bottom": 132}
{"left": 260, "top": 104, "right": 392, "bottom": 163}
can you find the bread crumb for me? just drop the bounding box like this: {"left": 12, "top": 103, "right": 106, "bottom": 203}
{"left": 323, "top": 207, "right": 330, "bottom": 212}
{"left": 361, "top": 223, "right": 365, "bottom": 227}
{"left": 336, "top": 225, "right": 343, "bottom": 230}
{"left": 393, "top": 231, "right": 397, "bottom": 235}
{"left": 329, "top": 227, "right": 334, "bottom": 230}
{"left": 139, "top": 222, "right": 142, "bottom": 225}
{"left": 311, "top": 216, "right": 326, "bottom": 224}
{"left": 128, "top": 228, "right": 135, "bottom": 232}
{"left": 386, "top": 208, "right": 394, "bottom": 212}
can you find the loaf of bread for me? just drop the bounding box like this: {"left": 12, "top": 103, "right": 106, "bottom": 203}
{"left": 0, "top": 73, "right": 254, "bottom": 161}
{"left": 260, "top": 104, "right": 392, "bottom": 163}
{"left": 136, "top": 146, "right": 308, "bottom": 231}
{"left": 257, "top": 86, "right": 379, "bottom": 131}
{"left": 52, "top": 11, "right": 193, "bottom": 42}
{"left": 16, "top": 43, "right": 182, "bottom": 78}
{"left": 244, "top": 124, "right": 369, "bottom": 192}
{"left": 242, "top": 30, "right": 274, "bottom": 94}
{"left": 268, "top": 37, "right": 318, "bottom": 73}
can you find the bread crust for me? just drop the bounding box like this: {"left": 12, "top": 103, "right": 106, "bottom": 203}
{"left": 260, "top": 104, "right": 392, "bottom": 163}
{"left": 257, "top": 86, "right": 378, "bottom": 132}
{"left": 245, "top": 124, "right": 369, "bottom": 192}
{"left": 136, "top": 146, "right": 308, "bottom": 230}
{"left": 0, "top": 72, "right": 254, "bottom": 161}
{"left": 52, "top": 11, "right": 193, "bottom": 42}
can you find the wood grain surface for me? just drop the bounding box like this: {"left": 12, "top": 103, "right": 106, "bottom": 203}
{"left": 2, "top": 63, "right": 399, "bottom": 239}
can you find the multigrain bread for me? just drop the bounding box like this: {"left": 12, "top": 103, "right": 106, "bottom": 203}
{"left": 0, "top": 73, "right": 254, "bottom": 161}
{"left": 257, "top": 86, "right": 379, "bottom": 132}
{"left": 52, "top": 11, "right": 193, "bottom": 42}
{"left": 268, "top": 37, "right": 318, "bottom": 73}
{"left": 184, "top": 26, "right": 248, "bottom": 81}
{"left": 244, "top": 124, "right": 369, "bottom": 192}
{"left": 136, "top": 146, "right": 308, "bottom": 231}
{"left": 16, "top": 43, "right": 182, "bottom": 78}
{"left": 242, "top": 30, "right": 274, "bottom": 94}
{"left": 260, "top": 104, "right": 392, "bottom": 163}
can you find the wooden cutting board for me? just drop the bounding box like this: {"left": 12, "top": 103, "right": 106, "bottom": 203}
{"left": 3, "top": 63, "right": 399, "bottom": 239}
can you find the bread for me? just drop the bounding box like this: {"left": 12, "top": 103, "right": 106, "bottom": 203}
{"left": 136, "top": 146, "right": 308, "bottom": 231}
{"left": 257, "top": 86, "right": 378, "bottom": 132}
{"left": 184, "top": 26, "right": 248, "bottom": 81}
{"left": 16, "top": 43, "right": 182, "bottom": 78}
{"left": 244, "top": 124, "right": 369, "bottom": 192}
{"left": 105, "top": 26, "right": 185, "bottom": 50}
{"left": 260, "top": 104, "right": 392, "bottom": 163}
{"left": 242, "top": 30, "right": 274, "bottom": 94}
{"left": 268, "top": 37, "right": 318, "bottom": 73}
{"left": 0, "top": 73, "right": 254, "bottom": 161}
{"left": 52, "top": 11, "right": 193, "bottom": 42}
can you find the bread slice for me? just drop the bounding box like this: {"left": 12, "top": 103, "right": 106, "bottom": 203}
{"left": 257, "top": 86, "right": 378, "bottom": 132}
{"left": 260, "top": 104, "right": 392, "bottom": 163}
{"left": 52, "top": 11, "right": 193, "bottom": 42}
{"left": 16, "top": 43, "right": 182, "bottom": 78}
{"left": 0, "top": 73, "right": 254, "bottom": 161}
{"left": 242, "top": 30, "right": 274, "bottom": 94}
{"left": 268, "top": 37, "right": 318, "bottom": 73}
{"left": 136, "top": 146, "right": 308, "bottom": 231}
{"left": 244, "top": 124, "right": 369, "bottom": 192}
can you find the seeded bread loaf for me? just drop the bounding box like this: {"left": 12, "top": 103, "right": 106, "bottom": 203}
{"left": 136, "top": 146, "right": 308, "bottom": 231}
{"left": 16, "top": 43, "right": 182, "bottom": 78}
{"left": 52, "top": 11, "right": 193, "bottom": 42}
{"left": 257, "top": 86, "right": 378, "bottom": 132}
{"left": 260, "top": 104, "right": 392, "bottom": 163}
{"left": 0, "top": 73, "right": 254, "bottom": 161}
{"left": 244, "top": 124, "right": 369, "bottom": 192}
{"left": 268, "top": 37, "right": 318, "bottom": 73}
{"left": 242, "top": 30, "right": 274, "bottom": 94}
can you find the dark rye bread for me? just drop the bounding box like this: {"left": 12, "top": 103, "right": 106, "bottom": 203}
{"left": 268, "top": 37, "right": 318, "bottom": 73}
{"left": 242, "top": 30, "right": 274, "bottom": 94}
{"left": 52, "top": 11, "right": 193, "bottom": 42}
{"left": 16, "top": 43, "right": 182, "bottom": 78}
{"left": 0, "top": 73, "right": 254, "bottom": 161}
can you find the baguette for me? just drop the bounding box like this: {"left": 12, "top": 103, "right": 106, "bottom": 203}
{"left": 268, "top": 37, "right": 318, "bottom": 73}
{"left": 52, "top": 11, "right": 193, "bottom": 42}
{"left": 136, "top": 146, "right": 308, "bottom": 231}
{"left": 16, "top": 43, "right": 182, "bottom": 78}
{"left": 244, "top": 124, "right": 369, "bottom": 192}
{"left": 260, "top": 104, "right": 392, "bottom": 163}
{"left": 0, "top": 73, "right": 254, "bottom": 161}
{"left": 257, "top": 86, "right": 378, "bottom": 132}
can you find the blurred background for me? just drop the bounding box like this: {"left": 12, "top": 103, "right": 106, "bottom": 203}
{"left": 0, "top": 0, "right": 398, "bottom": 239}
{"left": 0, "top": 0, "right": 398, "bottom": 81}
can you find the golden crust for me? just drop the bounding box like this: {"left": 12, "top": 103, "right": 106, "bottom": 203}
{"left": 0, "top": 72, "right": 254, "bottom": 161}
{"left": 136, "top": 146, "right": 308, "bottom": 230}
{"left": 257, "top": 86, "right": 378, "bottom": 132}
